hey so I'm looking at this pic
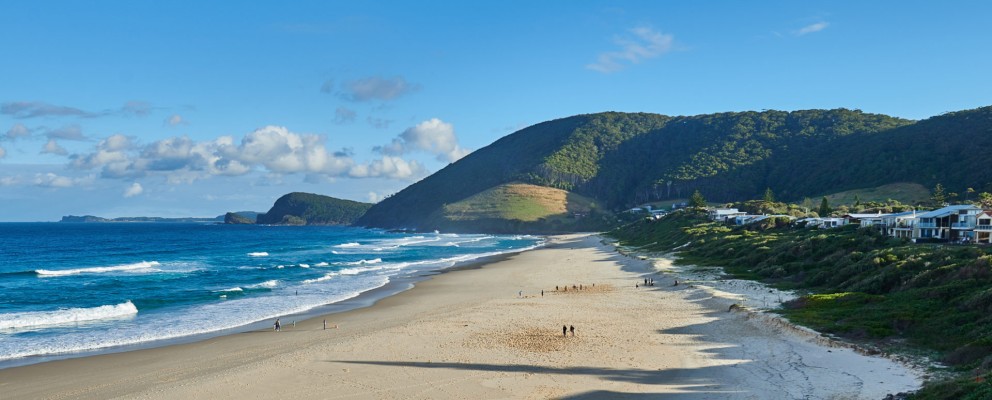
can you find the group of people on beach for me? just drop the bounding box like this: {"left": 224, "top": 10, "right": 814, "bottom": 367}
{"left": 554, "top": 283, "right": 593, "bottom": 292}
{"left": 636, "top": 278, "right": 656, "bottom": 288}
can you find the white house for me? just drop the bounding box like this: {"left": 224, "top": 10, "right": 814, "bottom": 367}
{"left": 976, "top": 211, "right": 992, "bottom": 244}
{"left": 709, "top": 208, "right": 745, "bottom": 222}
{"left": 914, "top": 204, "right": 982, "bottom": 242}
{"left": 880, "top": 210, "right": 918, "bottom": 239}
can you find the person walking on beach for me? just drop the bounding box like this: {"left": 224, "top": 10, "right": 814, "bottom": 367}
{"left": 541, "top": 290, "right": 544, "bottom": 297}
{"left": 563, "top": 325, "right": 567, "bottom": 337}
{"left": 570, "top": 325, "right": 575, "bottom": 336}
{"left": 323, "top": 319, "right": 327, "bottom": 330}
{"left": 274, "top": 318, "right": 281, "bottom": 331}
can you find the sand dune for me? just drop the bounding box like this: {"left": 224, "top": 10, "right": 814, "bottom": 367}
{"left": 0, "top": 234, "right": 919, "bottom": 399}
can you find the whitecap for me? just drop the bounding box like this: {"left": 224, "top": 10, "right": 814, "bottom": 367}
{"left": 0, "top": 301, "right": 138, "bottom": 330}
{"left": 35, "top": 261, "right": 161, "bottom": 277}
{"left": 247, "top": 252, "right": 269, "bottom": 257}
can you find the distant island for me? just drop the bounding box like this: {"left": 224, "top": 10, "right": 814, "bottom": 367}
{"left": 60, "top": 215, "right": 227, "bottom": 223}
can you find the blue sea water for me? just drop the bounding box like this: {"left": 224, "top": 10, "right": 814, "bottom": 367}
{"left": 0, "top": 223, "right": 542, "bottom": 365}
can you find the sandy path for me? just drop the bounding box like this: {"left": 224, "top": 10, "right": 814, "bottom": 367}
{"left": 0, "top": 234, "right": 919, "bottom": 399}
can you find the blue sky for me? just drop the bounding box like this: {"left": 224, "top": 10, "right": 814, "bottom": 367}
{"left": 1, "top": 1, "right": 990, "bottom": 221}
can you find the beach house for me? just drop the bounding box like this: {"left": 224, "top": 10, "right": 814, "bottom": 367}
{"left": 913, "top": 205, "right": 982, "bottom": 242}
{"left": 976, "top": 211, "right": 992, "bottom": 244}
{"left": 880, "top": 210, "right": 918, "bottom": 239}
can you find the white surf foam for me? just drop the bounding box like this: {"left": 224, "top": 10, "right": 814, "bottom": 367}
{"left": 335, "top": 242, "right": 360, "bottom": 248}
{"left": 247, "top": 280, "right": 279, "bottom": 289}
{"left": 247, "top": 252, "right": 269, "bottom": 257}
{"left": 342, "top": 258, "right": 382, "bottom": 266}
{"left": 0, "top": 301, "right": 138, "bottom": 329}
{"left": 299, "top": 264, "right": 310, "bottom": 268}
{"left": 35, "top": 261, "right": 161, "bottom": 277}
{"left": 217, "top": 287, "right": 243, "bottom": 292}
{"left": 314, "top": 262, "right": 329, "bottom": 267}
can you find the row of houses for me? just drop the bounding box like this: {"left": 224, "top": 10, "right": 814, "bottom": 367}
{"left": 708, "top": 205, "right": 992, "bottom": 244}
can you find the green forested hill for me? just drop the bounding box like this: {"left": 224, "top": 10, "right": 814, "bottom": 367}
{"left": 257, "top": 192, "right": 371, "bottom": 225}
{"left": 357, "top": 106, "right": 992, "bottom": 231}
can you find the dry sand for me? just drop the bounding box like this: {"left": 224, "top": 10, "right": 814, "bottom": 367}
{"left": 0, "top": 234, "right": 920, "bottom": 399}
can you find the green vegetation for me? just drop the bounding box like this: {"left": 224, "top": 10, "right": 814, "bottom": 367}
{"left": 223, "top": 212, "right": 254, "bottom": 224}
{"left": 359, "top": 106, "right": 992, "bottom": 233}
{"left": 427, "top": 183, "right": 614, "bottom": 233}
{"left": 608, "top": 211, "right": 992, "bottom": 398}
{"left": 257, "top": 192, "right": 371, "bottom": 225}
{"left": 823, "top": 183, "right": 930, "bottom": 207}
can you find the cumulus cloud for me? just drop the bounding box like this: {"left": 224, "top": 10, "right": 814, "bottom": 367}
{"left": 375, "top": 118, "right": 470, "bottom": 163}
{"left": 339, "top": 76, "right": 419, "bottom": 102}
{"left": 367, "top": 191, "right": 386, "bottom": 203}
{"left": 795, "top": 21, "right": 829, "bottom": 36}
{"left": 587, "top": 27, "right": 675, "bottom": 73}
{"left": 333, "top": 107, "right": 356, "bottom": 124}
{"left": 0, "top": 176, "right": 17, "bottom": 186}
{"left": 123, "top": 182, "right": 143, "bottom": 197}
{"left": 42, "top": 139, "right": 68, "bottom": 156}
{"left": 33, "top": 172, "right": 94, "bottom": 188}
{"left": 68, "top": 126, "right": 432, "bottom": 183}
{"left": 347, "top": 155, "right": 426, "bottom": 180}
{"left": 5, "top": 123, "right": 31, "bottom": 140}
{"left": 164, "top": 114, "right": 187, "bottom": 127}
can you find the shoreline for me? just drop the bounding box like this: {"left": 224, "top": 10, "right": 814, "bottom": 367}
{"left": 0, "top": 249, "right": 522, "bottom": 371}
{"left": 0, "top": 234, "right": 921, "bottom": 399}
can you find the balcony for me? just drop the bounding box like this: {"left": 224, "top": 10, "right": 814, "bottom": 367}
{"left": 918, "top": 222, "right": 937, "bottom": 228}
{"left": 976, "top": 225, "right": 992, "bottom": 231}
{"left": 952, "top": 222, "right": 975, "bottom": 229}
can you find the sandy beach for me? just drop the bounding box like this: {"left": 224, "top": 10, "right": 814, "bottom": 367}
{"left": 0, "top": 234, "right": 920, "bottom": 399}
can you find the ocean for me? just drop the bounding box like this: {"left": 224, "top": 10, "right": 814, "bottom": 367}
{"left": 0, "top": 223, "right": 542, "bottom": 367}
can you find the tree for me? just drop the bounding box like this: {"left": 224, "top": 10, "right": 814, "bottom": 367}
{"left": 931, "top": 183, "right": 947, "bottom": 207}
{"left": 819, "top": 196, "right": 831, "bottom": 217}
{"left": 690, "top": 190, "right": 706, "bottom": 208}
{"left": 979, "top": 192, "right": 992, "bottom": 209}
{"left": 802, "top": 197, "right": 814, "bottom": 217}
{"left": 763, "top": 187, "right": 775, "bottom": 203}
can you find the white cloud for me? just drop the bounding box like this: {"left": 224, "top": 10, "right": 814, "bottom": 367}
{"left": 123, "top": 182, "right": 143, "bottom": 197}
{"left": 348, "top": 155, "right": 426, "bottom": 180}
{"left": 587, "top": 27, "right": 674, "bottom": 73}
{"left": 374, "top": 118, "right": 470, "bottom": 163}
{"left": 339, "top": 76, "right": 419, "bottom": 102}
{"left": 0, "top": 176, "right": 17, "bottom": 186}
{"left": 366, "top": 191, "right": 386, "bottom": 203}
{"left": 795, "top": 22, "right": 829, "bottom": 36}
{"left": 164, "top": 114, "right": 187, "bottom": 127}
{"left": 0, "top": 145, "right": 6, "bottom": 159}
{"left": 5, "top": 123, "right": 31, "bottom": 140}
{"left": 42, "top": 139, "right": 68, "bottom": 156}
{"left": 33, "top": 172, "right": 94, "bottom": 188}
{"left": 68, "top": 126, "right": 431, "bottom": 183}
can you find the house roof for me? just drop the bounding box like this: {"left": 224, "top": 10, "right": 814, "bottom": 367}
{"left": 916, "top": 205, "right": 981, "bottom": 219}
{"left": 845, "top": 213, "right": 890, "bottom": 219}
